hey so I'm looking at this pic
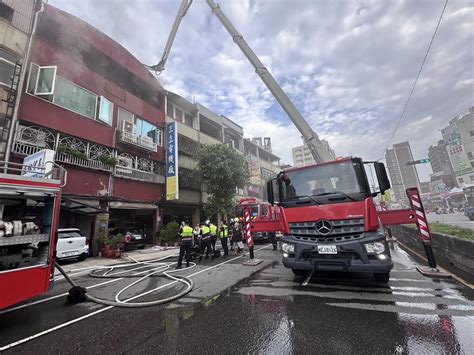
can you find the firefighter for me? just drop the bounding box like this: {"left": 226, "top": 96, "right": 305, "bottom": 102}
{"left": 219, "top": 221, "right": 229, "bottom": 257}
{"left": 199, "top": 222, "right": 212, "bottom": 261}
{"left": 176, "top": 220, "right": 194, "bottom": 269}
{"left": 228, "top": 218, "right": 235, "bottom": 251}
{"left": 209, "top": 220, "right": 218, "bottom": 254}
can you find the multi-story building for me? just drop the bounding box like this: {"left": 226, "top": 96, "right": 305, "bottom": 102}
{"left": 250, "top": 137, "right": 272, "bottom": 152}
{"left": 0, "top": 0, "right": 37, "bottom": 159}
{"left": 385, "top": 141, "right": 421, "bottom": 206}
{"left": 12, "top": 4, "right": 166, "bottom": 254}
{"left": 441, "top": 107, "right": 474, "bottom": 186}
{"left": 428, "top": 140, "right": 456, "bottom": 189}
{"left": 244, "top": 137, "right": 281, "bottom": 200}
{"left": 165, "top": 91, "right": 244, "bottom": 224}
{"left": 292, "top": 139, "right": 336, "bottom": 167}
{"left": 165, "top": 91, "right": 281, "bottom": 223}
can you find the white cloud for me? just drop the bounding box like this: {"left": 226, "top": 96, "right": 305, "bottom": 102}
{"left": 49, "top": 0, "right": 474, "bottom": 180}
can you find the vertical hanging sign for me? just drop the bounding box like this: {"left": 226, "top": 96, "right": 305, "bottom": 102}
{"left": 166, "top": 122, "right": 179, "bottom": 200}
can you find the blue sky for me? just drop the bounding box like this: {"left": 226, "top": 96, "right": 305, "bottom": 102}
{"left": 50, "top": 0, "right": 474, "bottom": 181}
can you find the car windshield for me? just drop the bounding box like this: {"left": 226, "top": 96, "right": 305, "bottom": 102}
{"left": 58, "top": 231, "right": 82, "bottom": 239}
{"left": 279, "top": 160, "right": 369, "bottom": 203}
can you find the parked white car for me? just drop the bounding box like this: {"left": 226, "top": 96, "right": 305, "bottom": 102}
{"left": 56, "top": 228, "right": 89, "bottom": 261}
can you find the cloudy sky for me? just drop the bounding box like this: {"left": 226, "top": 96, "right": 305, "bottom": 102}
{"left": 49, "top": 0, "right": 473, "bottom": 180}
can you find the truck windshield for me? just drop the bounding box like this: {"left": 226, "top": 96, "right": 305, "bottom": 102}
{"left": 278, "top": 160, "right": 370, "bottom": 205}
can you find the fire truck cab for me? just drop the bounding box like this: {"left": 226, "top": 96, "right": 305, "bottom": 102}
{"left": 0, "top": 161, "right": 65, "bottom": 310}
{"left": 235, "top": 198, "right": 280, "bottom": 241}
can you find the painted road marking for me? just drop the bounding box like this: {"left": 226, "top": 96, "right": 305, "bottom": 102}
{"left": 0, "top": 245, "right": 271, "bottom": 351}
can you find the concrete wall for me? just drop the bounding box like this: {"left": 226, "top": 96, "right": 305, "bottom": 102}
{"left": 391, "top": 225, "right": 474, "bottom": 280}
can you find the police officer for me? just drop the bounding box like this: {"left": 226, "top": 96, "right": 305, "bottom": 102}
{"left": 219, "top": 221, "right": 229, "bottom": 257}
{"left": 176, "top": 220, "right": 194, "bottom": 269}
{"left": 199, "top": 222, "right": 212, "bottom": 261}
{"left": 209, "top": 220, "right": 218, "bottom": 254}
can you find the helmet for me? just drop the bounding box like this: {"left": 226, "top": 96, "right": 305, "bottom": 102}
{"left": 205, "top": 219, "right": 210, "bottom": 225}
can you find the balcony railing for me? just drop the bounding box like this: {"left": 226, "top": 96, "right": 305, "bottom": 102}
{"left": 115, "top": 166, "right": 165, "bottom": 184}
{"left": 56, "top": 153, "right": 113, "bottom": 172}
{"left": 13, "top": 125, "right": 166, "bottom": 185}
{"left": 120, "top": 130, "right": 157, "bottom": 152}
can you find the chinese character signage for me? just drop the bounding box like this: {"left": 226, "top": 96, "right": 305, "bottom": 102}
{"left": 441, "top": 123, "right": 473, "bottom": 176}
{"left": 22, "top": 149, "right": 55, "bottom": 178}
{"left": 166, "top": 122, "right": 179, "bottom": 200}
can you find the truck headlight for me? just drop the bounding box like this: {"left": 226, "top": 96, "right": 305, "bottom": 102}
{"left": 365, "top": 242, "right": 385, "bottom": 254}
{"left": 281, "top": 243, "right": 295, "bottom": 254}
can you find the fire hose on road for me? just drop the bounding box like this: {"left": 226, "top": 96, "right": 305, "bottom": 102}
{"left": 54, "top": 256, "right": 194, "bottom": 308}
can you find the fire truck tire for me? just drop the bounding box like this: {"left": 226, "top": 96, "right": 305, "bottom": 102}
{"left": 373, "top": 272, "right": 390, "bottom": 283}
{"left": 292, "top": 268, "right": 306, "bottom": 276}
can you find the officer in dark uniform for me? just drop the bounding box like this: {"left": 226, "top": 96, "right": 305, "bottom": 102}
{"left": 176, "top": 220, "right": 194, "bottom": 269}
{"left": 199, "top": 222, "right": 212, "bottom": 261}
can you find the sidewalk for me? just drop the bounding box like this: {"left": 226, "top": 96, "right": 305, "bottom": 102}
{"left": 58, "top": 246, "right": 180, "bottom": 274}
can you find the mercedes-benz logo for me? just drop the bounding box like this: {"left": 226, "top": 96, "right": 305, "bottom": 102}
{"left": 315, "top": 219, "right": 333, "bottom": 235}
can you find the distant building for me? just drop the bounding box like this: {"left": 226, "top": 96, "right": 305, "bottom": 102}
{"left": 440, "top": 107, "right": 474, "bottom": 186}
{"left": 385, "top": 141, "right": 421, "bottom": 206}
{"left": 292, "top": 139, "right": 336, "bottom": 166}
{"left": 428, "top": 140, "right": 456, "bottom": 189}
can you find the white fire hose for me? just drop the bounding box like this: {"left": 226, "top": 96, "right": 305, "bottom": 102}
{"left": 55, "top": 255, "right": 194, "bottom": 308}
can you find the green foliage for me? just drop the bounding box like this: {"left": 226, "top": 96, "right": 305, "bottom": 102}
{"left": 428, "top": 222, "right": 474, "bottom": 241}
{"left": 195, "top": 144, "right": 250, "bottom": 218}
{"left": 159, "top": 221, "right": 180, "bottom": 244}
{"left": 98, "top": 155, "right": 118, "bottom": 166}
{"left": 57, "top": 144, "right": 87, "bottom": 159}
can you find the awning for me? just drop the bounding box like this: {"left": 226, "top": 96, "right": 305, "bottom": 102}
{"left": 61, "top": 198, "right": 109, "bottom": 216}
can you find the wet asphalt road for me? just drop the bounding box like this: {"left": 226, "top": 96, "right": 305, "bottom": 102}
{"left": 427, "top": 212, "right": 474, "bottom": 230}
{"left": 1, "top": 242, "right": 473, "bottom": 354}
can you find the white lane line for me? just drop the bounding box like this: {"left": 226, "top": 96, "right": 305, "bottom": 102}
{"left": 0, "top": 255, "right": 177, "bottom": 315}
{"left": 0, "top": 245, "right": 271, "bottom": 351}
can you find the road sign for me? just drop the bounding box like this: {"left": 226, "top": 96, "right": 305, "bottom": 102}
{"left": 406, "top": 159, "right": 430, "bottom": 166}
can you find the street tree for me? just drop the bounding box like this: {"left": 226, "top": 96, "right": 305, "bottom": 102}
{"left": 195, "top": 144, "right": 250, "bottom": 219}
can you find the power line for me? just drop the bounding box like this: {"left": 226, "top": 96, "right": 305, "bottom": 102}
{"left": 381, "top": 0, "right": 449, "bottom": 160}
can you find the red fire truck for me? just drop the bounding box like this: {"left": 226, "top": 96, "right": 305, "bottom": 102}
{"left": 235, "top": 198, "right": 280, "bottom": 242}
{"left": 0, "top": 161, "right": 66, "bottom": 310}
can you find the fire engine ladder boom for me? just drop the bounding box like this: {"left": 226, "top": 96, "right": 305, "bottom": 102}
{"left": 150, "top": 0, "right": 332, "bottom": 163}
{"left": 204, "top": 0, "right": 332, "bottom": 163}
{"left": 147, "top": 0, "right": 193, "bottom": 74}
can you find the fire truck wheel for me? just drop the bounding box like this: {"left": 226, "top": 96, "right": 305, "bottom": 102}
{"left": 373, "top": 272, "right": 390, "bottom": 283}
{"left": 291, "top": 268, "right": 306, "bottom": 276}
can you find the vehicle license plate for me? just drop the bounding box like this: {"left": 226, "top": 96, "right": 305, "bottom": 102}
{"left": 317, "top": 245, "right": 337, "bottom": 254}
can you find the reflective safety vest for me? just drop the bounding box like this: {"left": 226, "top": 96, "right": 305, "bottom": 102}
{"left": 210, "top": 224, "right": 218, "bottom": 236}
{"left": 201, "top": 226, "right": 210, "bottom": 235}
{"left": 220, "top": 225, "right": 228, "bottom": 238}
{"left": 181, "top": 226, "right": 193, "bottom": 238}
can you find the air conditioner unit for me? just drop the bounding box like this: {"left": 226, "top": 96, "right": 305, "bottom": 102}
{"left": 139, "top": 135, "right": 154, "bottom": 145}
{"left": 121, "top": 120, "right": 136, "bottom": 135}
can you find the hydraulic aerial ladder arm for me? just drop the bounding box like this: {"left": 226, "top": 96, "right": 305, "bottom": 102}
{"left": 150, "top": 0, "right": 333, "bottom": 163}
{"left": 147, "top": 0, "right": 193, "bottom": 74}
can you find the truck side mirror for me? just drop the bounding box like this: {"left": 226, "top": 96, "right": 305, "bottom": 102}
{"left": 375, "top": 162, "right": 391, "bottom": 194}
{"left": 267, "top": 179, "right": 275, "bottom": 205}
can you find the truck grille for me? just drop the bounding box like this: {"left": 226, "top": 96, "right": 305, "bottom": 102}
{"left": 289, "top": 218, "right": 364, "bottom": 243}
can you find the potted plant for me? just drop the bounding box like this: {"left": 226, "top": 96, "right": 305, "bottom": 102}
{"left": 98, "top": 235, "right": 112, "bottom": 257}
{"left": 98, "top": 155, "right": 118, "bottom": 167}
{"left": 159, "top": 221, "right": 179, "bottom": 247}
{"left": 111, "top": 233, "right": 124, "bottom": 258}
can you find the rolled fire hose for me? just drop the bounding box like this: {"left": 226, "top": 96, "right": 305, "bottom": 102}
{"left": 54, "top": 256, "right": 194, "bottom": 308}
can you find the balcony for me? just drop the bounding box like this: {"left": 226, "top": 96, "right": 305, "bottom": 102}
{"left": 119, "top": 130, "right": 157, "bottom": 152}
{"left": 13, "top": 125, "right": 165, "bottom": 184}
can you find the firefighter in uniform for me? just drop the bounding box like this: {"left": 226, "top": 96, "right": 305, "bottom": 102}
{"left": 219, "top": 221, "right": 229, "bottom": 257}
{"left": 176, "top": 221, "right": 194, "bottom": 269}
{"left": 209, "top": 220, "right": 218, "bottom": 254}
{"left": 199, "top": 222, "right": 212, "bottom": 261}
